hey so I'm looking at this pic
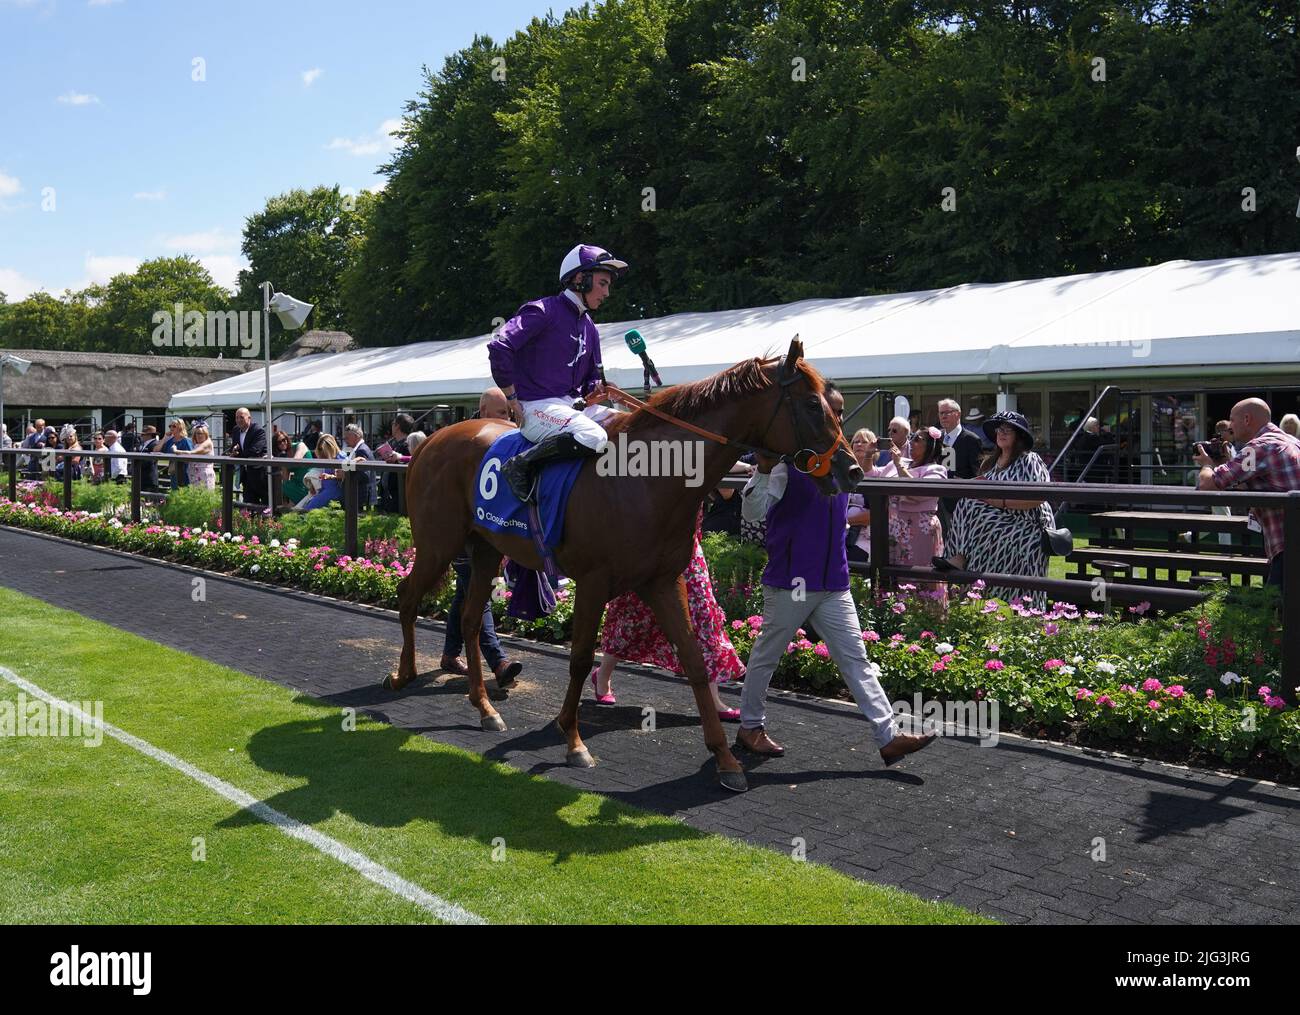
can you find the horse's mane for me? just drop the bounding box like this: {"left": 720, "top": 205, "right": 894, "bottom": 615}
{"left": 608, "top": 355, "right": 824, "bottom": 434}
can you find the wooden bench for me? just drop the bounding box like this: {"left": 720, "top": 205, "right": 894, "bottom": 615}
{"left": 1092, "top": 510, "right": 1263, "bottom": 555}
{"left": 1067, "top": 546, "right": 1269, "bottom": 587}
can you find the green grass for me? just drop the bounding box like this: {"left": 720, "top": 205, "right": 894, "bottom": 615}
{"left": 0, "top": 587, "right": 985, "bottom": 925}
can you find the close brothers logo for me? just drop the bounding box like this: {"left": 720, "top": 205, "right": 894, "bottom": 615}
{"left": 49, "top": 947, "right": 151, "bottom": 995}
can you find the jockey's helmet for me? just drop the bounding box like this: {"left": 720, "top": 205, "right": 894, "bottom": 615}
{"left": 559, "top": 244, "right": 628, "bottom": 291}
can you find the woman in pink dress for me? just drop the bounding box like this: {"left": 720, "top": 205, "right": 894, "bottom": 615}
{"left": 882, "top": 426, "right": 948, "bottom": 605}
{"left": 592, "top": 512, "right": 745, "bottom": 720}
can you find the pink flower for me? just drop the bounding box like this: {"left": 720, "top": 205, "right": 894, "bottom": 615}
{"left": 1147, "top": 700, "right": 1161, "bottom": 710}
{"left": 1141, "top": 678, "right": 1163, "bottom": 693}
{"left": 920, "top": 631, "right": 934, "bottom": 640}
{"left": 891, "top": 603, "right": 906, "bottom": 614}
{"left": 814, "top": 644, "right": 830, "bottom": 658}
{"left": 1265, "top": 695, "right": 1287, "bottom": 710}
{"left": 1043, "top": 623, "right": 1059, "bottom": 636}
{"left": 1120, "top": 683, "right": 1136, "bottom": 693}
{"left": 932, "top": 661, "right": 946, "bottom": 672}
{"left": 890, "top": 633, "right": 905, "bottom": 642}
{"left": 731, "top": 620, "right": 745, "bottom": 630}
{"left": 1076, "top": 687, "right": 1093, "bottom": 700}
{"left": 1097, "top": 695, "right": 1115, "bottom": 708}
{"left": 905, "top": 644, "right": 921, "bottom": 654}
{"left": 985, "top": 659, "right": 1005, "bottom": 671}
{"left": 1257, "top": 685, "right": 1272, "bottom": 699}
{"left": 1044, "top": 659, "right": 1065, "bottom": 671}
{"left": 1205, "top": 689, "right": 1215, "bottom": 699}
{"left": 747, "top": 615, "right": 762, "bottom": 628}
{"left": 982, "top": 602, "right": 999, "bottom": 614}
{"left": 863, "top": 630, "right": 880, "bottom": 642}
{"left": 1167, "top": 685, "right": 1185, "bottom": 698}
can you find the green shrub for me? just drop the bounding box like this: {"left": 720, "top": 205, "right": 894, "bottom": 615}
{"left": 158, "top": 486, "right": 222, "bottom": 529}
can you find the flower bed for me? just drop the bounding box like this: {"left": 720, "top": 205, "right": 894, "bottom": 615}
{"left": 3, "top": 497, "right": 1296, "bottom": 776}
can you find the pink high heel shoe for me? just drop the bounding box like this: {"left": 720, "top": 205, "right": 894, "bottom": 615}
{"left": 590, "top": 669, "right": 616, "bottom": 705}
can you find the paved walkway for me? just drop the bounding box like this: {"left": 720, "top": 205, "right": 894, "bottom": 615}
{"left": 3, "top": 526, "right": 1299, "bottom": 924}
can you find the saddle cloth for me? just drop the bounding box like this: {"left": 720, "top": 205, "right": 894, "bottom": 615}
{"left": 473, "top": 430, "right": 583, "bottom": 549}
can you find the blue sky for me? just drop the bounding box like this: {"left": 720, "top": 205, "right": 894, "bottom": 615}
{"left": 0, "top": 0, "right": 558, "bottom": 300}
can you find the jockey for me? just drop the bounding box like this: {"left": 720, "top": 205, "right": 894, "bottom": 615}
{"left": 488, "top": 243, "right": 628, "bottom": 503}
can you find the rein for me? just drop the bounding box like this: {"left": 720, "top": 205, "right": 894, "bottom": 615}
{"left": 601, "top": 363, "right": 847, "bottom": 477}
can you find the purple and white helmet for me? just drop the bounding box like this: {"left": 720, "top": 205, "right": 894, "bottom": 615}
{"left": 559, "top": 244, "right": 628, "bottom": 284}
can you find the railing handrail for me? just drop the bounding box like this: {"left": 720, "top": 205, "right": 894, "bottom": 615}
{"left": 1049, "top": 384, "right": 1117, "bottom": 477}
{"left": 716, "top": 472, "right": 1295, "bottom": 508}
{"left": 0, "top": 447, "right": 408, "bottom": 473}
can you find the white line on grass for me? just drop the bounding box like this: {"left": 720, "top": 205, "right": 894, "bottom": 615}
{"left": 0, "top": 664, "right": 486, "bottom": 925}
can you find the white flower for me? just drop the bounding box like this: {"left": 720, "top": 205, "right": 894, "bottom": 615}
{"left": 1095, "top": 661, "right": 1118, "bottom": 675}
{"left": 250, "top": 564, "right": 260, "bottom": 573}
{"left": 1220, "top": 671, "right": 1241, "bottom": 686}
{"left": 1060, "top": 666, "right": 1076, "bottom": 676}
{"left": 936, "top": 642, "right": 955, "bottom": 654}
{"left": 221, "top": 532, "right": 232, "bottom": 541}
{"left": 232, "top": 535, "right": 244, "bottom": 543}
{"left": 270, "top": 539, "right": 280, "bottom": 548}
{"left": 1072, "top": 655, "right": 1085, "bottom": 665}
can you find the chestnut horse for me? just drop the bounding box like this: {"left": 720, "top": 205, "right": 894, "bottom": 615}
{"left": 387, "top": 339, "right": 861, "bottom": 792}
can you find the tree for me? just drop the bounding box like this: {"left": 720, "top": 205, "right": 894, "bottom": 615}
{"left": 88, "top": 256, "right": 232, "bottom": 355}
{"left": 237, "top": 185, "right": 368, "bottom": 353}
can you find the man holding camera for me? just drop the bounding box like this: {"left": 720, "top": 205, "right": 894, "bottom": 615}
{"left": 1195, "top": 398, "right": 1300, "bottom": 589}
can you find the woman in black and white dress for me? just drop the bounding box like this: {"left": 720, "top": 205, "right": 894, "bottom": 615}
{"left": 934, "top": 411, "right": 1055, "bottom": 609}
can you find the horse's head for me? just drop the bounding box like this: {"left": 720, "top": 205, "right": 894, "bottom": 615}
{"left": 762, "top": 338, "right": 863, "bottom": 496}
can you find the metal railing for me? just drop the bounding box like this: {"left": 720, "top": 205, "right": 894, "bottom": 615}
{"left": 2, "top": 446, "right": 407, "bottom": 560}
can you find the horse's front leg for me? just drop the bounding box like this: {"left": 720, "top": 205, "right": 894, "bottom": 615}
{"left": 556, "top": 577, "right": 609, "bottom": 767}
{"left": 642, "top": 577, "right": 747, "bottom": 793}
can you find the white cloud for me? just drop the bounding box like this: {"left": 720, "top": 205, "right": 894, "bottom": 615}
{"left": 195, "top": 254, "right": 247, "bottom": 291}
{"left": 160, "top": 227, "right": 240, "bottom": 254}
{"left": 0, "top": 172, "right": 22, "bottom": 198}
{"left": 133, "top": 189, "right": 166, "bottom": 201}
{"left": 57, "top": 91, "right": 101, "bottom": 106}
{"left": 82, "top": 253, "right": 141, "bottom": 284}
{"left": 0, "top": 267, "right": 44, "bottom": 301}
{"left": 301, "top": 67, "right": 323, "bottom": 86}
{"left": 156, "top": 227, "right": 246, "bottom": 291}
{"left": 326, "top": 118, "right": 403, "bottom": 157}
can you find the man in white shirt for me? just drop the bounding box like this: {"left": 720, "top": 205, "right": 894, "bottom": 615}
{"left": 103, "top": 429, "right": 129, "bottom": 483}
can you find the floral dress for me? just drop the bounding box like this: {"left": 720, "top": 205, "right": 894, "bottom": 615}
{"left": 947, "top": 451, "right": 1055, "bottom": 609}
{"left": 888, "top": 461, "right": 948, "bottom": 604}
{"left": 600, "top": 517, "right": 745, "bottom": 683}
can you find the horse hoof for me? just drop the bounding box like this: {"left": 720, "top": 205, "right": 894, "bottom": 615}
{"left": 383, "top": 672, "right": 402, "bottom": 691}
{"left": 566, "top": 748, "right": 596, "bottom": 769}
{"left": 481, "top": 714, "right": 507, "bottom": 732}
{"left": 718, "top": 769, "right": 749, "bottom": 793}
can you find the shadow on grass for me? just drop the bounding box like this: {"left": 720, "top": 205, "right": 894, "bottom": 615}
{"left": 217, "top": 709, "right": 704, "bottom": 862}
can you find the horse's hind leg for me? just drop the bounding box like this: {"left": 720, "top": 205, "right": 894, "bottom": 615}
{"left": 642, "top": 577, "right": 747, "bottom": 793}
{"left": 388, "top": 536, "right": 455, "bottom": 692}
{"left": 555, "top": 576, "right": 609, "bottom": 767}
{"left": 462, "top": 537, "right": 506, "bottom": 731}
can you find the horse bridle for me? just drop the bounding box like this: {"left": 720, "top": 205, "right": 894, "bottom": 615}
{"left": 602, "top": 359, "right": 849, "bottom": 477}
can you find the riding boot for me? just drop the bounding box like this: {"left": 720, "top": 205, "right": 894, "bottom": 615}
{"left": 502, "top": 431, "right": 601, "bottom": 504}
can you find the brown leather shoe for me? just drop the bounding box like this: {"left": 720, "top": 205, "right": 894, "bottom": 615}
{"left": 439, "top": 655, "right": 469, "bottom": 675}
{"left": 880, "top": 732, "right": 936, "bottom": 767}
{"left": 494, "top": 658, "right": 522, "bottom": 689}
{"left": 735, "top": 726, "right": 785, "bottom": 757}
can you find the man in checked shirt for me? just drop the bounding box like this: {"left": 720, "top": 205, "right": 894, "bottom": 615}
{"left": 1195, "top": 398, "right": 1300, "bottom": 590}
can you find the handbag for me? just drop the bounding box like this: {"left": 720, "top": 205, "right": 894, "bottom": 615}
{"left": 1036, "top": 505, "right": 1073, "bottom": 557}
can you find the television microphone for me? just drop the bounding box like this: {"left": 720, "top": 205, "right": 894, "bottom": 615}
{"left": 624, "top": 329, "right": 662, "bottom": 392}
